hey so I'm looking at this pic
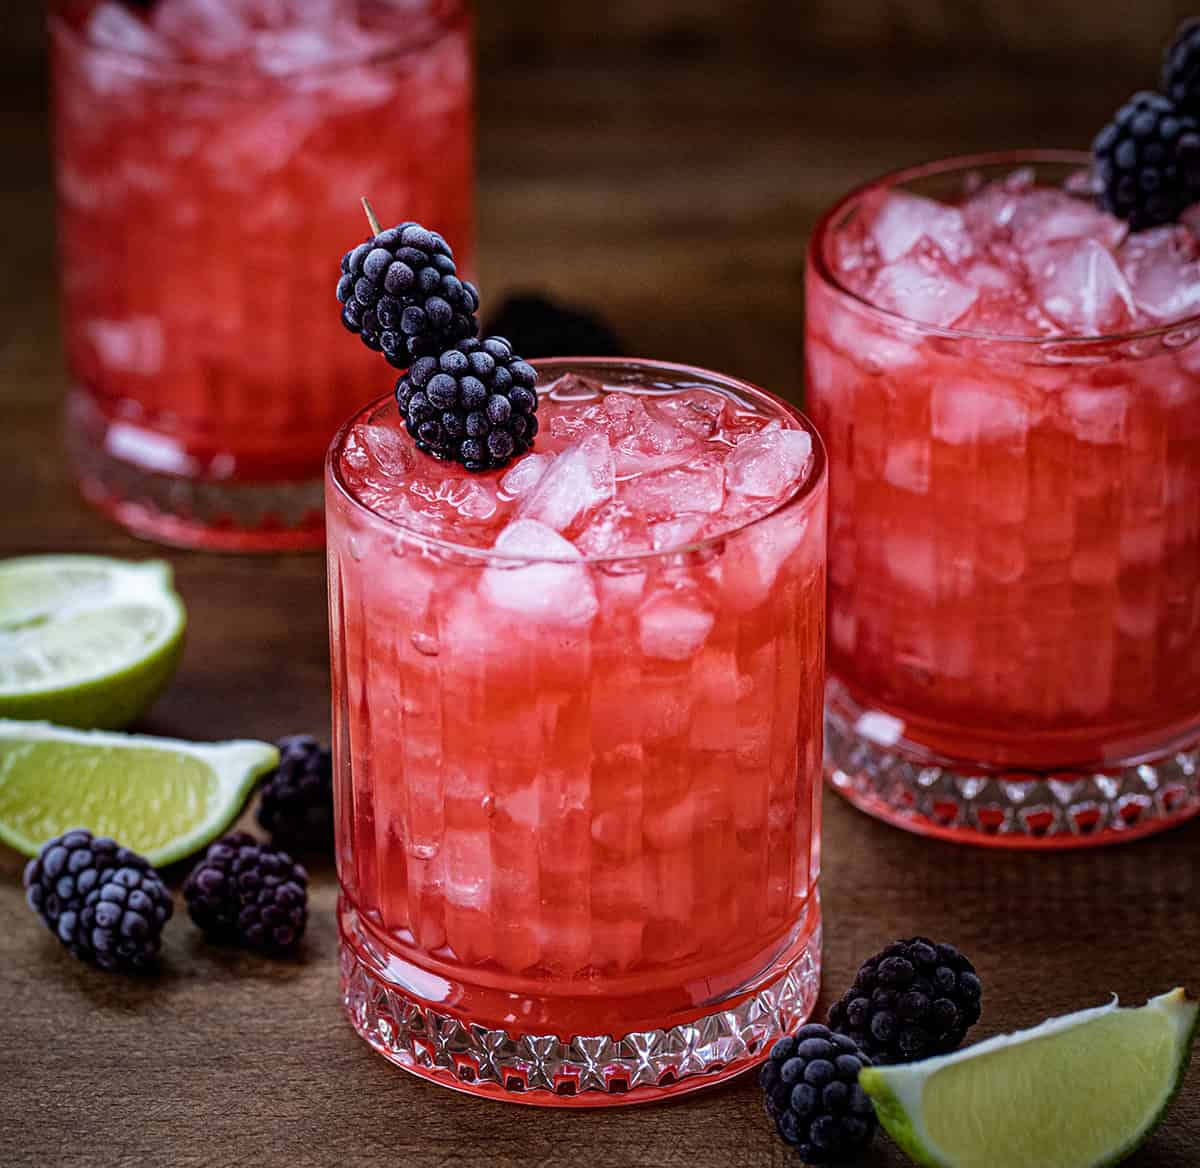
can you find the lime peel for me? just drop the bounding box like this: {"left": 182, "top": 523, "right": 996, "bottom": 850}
{"left": 0, "top": 720, "right": 278, "bottom": 866}
{"left": 861, "top": 989, "right": 1198, "bottom": 1168}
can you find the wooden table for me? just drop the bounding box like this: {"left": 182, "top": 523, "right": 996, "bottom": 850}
{"left": 2, "top": 54, "right": 1198, "bottom": 1168}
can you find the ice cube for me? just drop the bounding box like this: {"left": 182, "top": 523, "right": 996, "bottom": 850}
{"left": 252, "top": 28, "right": 344, "bottom": 74}
{"left": 498, "top": 453, "right": 552, "bottom": 500}
{"left": 81, "top": 4, "right": 172, "bottom": 94}
{"left": 962, "top": 178, "right": 1025, "bottom": 239}
{"left": 340, "top": 421, "right": 415, "bottom": 486}
{"left": 805, "top": 338, "right": 852, "bottom": 403}
{"left": 882, "top": 530, "right": 936, "bottom": 597}
{"left": 619, "top": 456, "right": 726, "bottom": 518}
{"left": 153, "top": 0, "right": 254, "bottom": 61}
{"left": 867, "top": 254, "right": 979, "bottom": 328}
{"left": 932, "top": 380, "right": 1029, "bottom": 445}
{"left": 1011, "top": 189, "right": 1128, "bottom": 252}
{"left": 544, "top": 372, "right": 605, "bottom": 404}
{"left": 830, "top": 201, "right": 878, "bottom": 283}
{"left": 963, "top": 259, "right": 1018, "bottom": 291}
{"left": 85, "top": 317, "right": 164, "bottom": 376}
{"left": 721, "top": 510, "right": 814, "bottom": 611}
{"left": 822, "top": 310, "right": 924, "bottom": 372}
{"left": 1060, "top": 388, "right": 1128, "bottom": 445}
{"left": 202, "top": 98, "right": 318, "bottom": 178}
{"left": 1119, "top": 225, "right": 1200, "bottom": 322}
{"left": 517, "top": 432, "right": 615, "bottom": 534}
{"left": 638, "top": 589, "right": 715, "bottom": 661}
{"left": 650, "top": 515, "right": 707, "bottom": 551}
{"left": 955, "top": 290, "right": 1054, "bottom": 338}
{"left": 1029, "top": 239, "right": 1137, "bottom": 335}
{"left": 443, "top": 828, "right": 489, "bottom": 908}
{"left": 725, "top": 429, "right": 813, "bottom": 498}
{"left": 869, "top": 192, "right": 974, "bottom": 264}
{"left": 649, "top": 390, "right": 727, "bottom": 438}
{"left": 481, "top": 520, "right": 598, "bottom": 625}
{"left": 882, "top": 440, "right": 931, "bottom": 494}
{"left": 88, "top": 3, "right": 169, "bottom": 57}
{"left": 441, "top": 478, "right": 498, "bottom": 521}
{"left": 573, "top": 502, "right": 650, "bottom": 558}
{"left": 595, "top": 394, "right": 706, "bottom": 475}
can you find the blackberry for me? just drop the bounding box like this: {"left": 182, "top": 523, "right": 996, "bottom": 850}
{"left": 1092, "top": 91, "right": 1200, "bottom": 231}
{"left": 1163, "top": 19, "right": 1200, "bottom": 117}
{"left": 336, "top": 220, "right": 480, "bottom": 366}
{"left": 483, "top": 292, "right": 624, "bottom": 359}
{"left": 23, "top": 829, "right": 173, "bottom": 973}
{"left": 760, "top": 1024, "right": 877, "bottom": 1164}
{"left": 256, "top": 735, "right": 333, "bottom": 853}
{"left": 184, "top": 831, "right": 308, "bottom": 953}
{"left": 395, "top": 335, "right": 539, "bottom": 471}
{"left": 827, "top": 938, "right": 982, "bottom": 1065}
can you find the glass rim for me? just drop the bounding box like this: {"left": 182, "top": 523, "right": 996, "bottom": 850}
{"left": 807, "top": 148, "right": 1200, "bottom": 348}
{"left": 325, "top": 355, "right": 828, "bottom": 568}
{"left": 49, "top": 0, "right": 467, "bottom": 84}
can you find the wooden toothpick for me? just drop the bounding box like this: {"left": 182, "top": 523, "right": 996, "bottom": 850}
{"left": 361, "top": 196, "right": 382, "bottom": 236}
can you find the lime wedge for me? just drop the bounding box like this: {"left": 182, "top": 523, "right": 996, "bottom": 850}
{"left": 861, "top": 988, "right": 1198, "bottom": 1168}
{"left": 0, "top": 721, "right": 278, "bottom": 865}
{"left": 0, "top": 555, "right": 186, "bottom": 729}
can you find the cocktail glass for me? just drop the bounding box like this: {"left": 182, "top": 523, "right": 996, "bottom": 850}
{"left": 51, "top": 0, "right": 473, "bottom": 550}
{"left": 807, "top": 151, "right": 1200, "bottom": 847}
{"left": 326, "top": 358, "right": 827, "bottom": 1103}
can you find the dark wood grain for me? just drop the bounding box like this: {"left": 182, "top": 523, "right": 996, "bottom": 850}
{"left": 1, "top": 18, "right": 1198, "bottom": 1168}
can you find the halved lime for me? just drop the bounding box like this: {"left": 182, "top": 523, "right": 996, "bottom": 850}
{"left": 0, "top": 555, "right": 186, "bottom": 729}
{"left": 0, "top": 721, "right": 278, "bottom": 865}
{"left": 861, "top": 988, "right": 1198, "bottom": 1168}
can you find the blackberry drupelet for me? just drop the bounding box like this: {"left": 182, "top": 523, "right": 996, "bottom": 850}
{"left": 184, "top": 831, "right": 308, "bottom": 952}
{"left": 483, "top": 292, "right": 624, "bottom": 359}
{"left": 760, "top": 1023, "right": 877, "bottom": 1163}
{"left": 1092, "top": 91, "right": 1200, "bottom": 230}
{"left": 256, "top": 735, "right": 333, "bottom": 853}
{"left": 395, "top": 335, "right": 539, "bottom": 471}
{"left": 827, "top": 938, "right": 982, "bottom": 1065}
{"left": 23, "top": 829, "right": 173, "bottom": 972}
{"left": 336, "top": 221, "right": 480, "bottom": 366}
{"left": 1163, "top": 19, "right": 1200, "bottom": 116}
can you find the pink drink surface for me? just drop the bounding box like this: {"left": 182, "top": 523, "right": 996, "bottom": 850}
{"left": 53, "top": 0, "right": 472, "bottom": 481}
{"left": 327, "top": 366, "right": 826, "bottom": 1036}
{"left": 808, "top": 166, "right": 1200, "bottom": 767}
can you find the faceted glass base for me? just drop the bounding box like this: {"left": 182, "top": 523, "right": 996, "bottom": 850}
{"left": 826, "top": 682, "right": 1200, "bottom": 848}
{"left": 339, "top": 904, "right": 822, "bottom": 1107}
{"left": 66, "top": 389, "right": 325, "bottom": 552}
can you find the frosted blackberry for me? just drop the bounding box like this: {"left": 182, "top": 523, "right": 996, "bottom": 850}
{"left": 1092, "top": 91, "right": 1200, "bottom": 230}
{"left": 760, "top": 1023, "right": 877, "bottom": 1163}
{"left": 1163, "top": 19, "right": 1200, "bottom": 116}
{"left": 256, "top": 735, "right": 333, "bottom": 853}
{"left": 395, "top": 335, "right": 539, "bottom": 471}
{"left": 184, "top": 832, "right": 308, "bottom": 953}
{"left": 336, "top": 220, "right": 479, "bottom": 366}
{"left": 24, "top": 829, "right": 173, "bottom": 973}
{"left": 827, "top": 938, "right": 982, "bottom": 1065}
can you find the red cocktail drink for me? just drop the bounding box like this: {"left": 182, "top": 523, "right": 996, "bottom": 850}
{"left": 327, "top": 358, "right": 827, "bottom": 1103}
{"left": 52, "top": 0, "right": 473, "bottom": 549}
{"left": 807, "top": 153, "right": 1200, "bottom": 846}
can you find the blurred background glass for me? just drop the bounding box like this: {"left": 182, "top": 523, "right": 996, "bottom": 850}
{"left": 49, "top": 0, "right": 473, "bottom": 550}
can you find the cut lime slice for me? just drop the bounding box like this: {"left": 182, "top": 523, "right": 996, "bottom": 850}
{"left": 861, "top": 988, "right": 1198, "bottom": 1168}
{"left": 0, "top": 555, "right": 186, "bottom": 729}
{"left": 0, "top": 721, "right": 278, "bottom": 866}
